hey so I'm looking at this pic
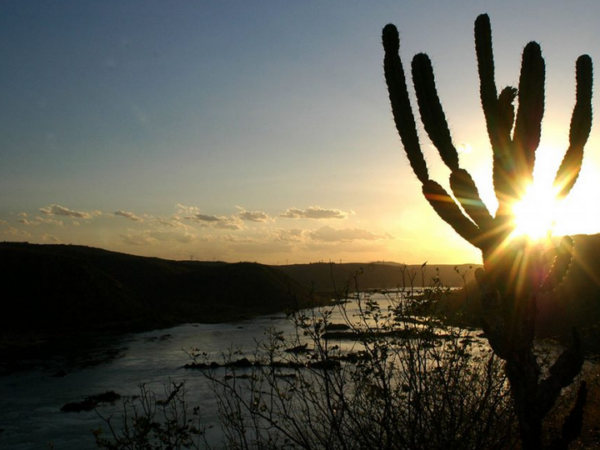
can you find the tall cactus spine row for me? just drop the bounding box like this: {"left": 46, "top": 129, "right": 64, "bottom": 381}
{"left": 382, "top": 14, "right": 592, "bottom": 450}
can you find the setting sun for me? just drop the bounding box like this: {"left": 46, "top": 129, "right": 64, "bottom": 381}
{"left": 511, "top": 183, "right": 558, "bottom": 242}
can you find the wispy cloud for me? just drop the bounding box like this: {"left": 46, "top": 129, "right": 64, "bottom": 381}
{"left": 175, "top": 204, "right": 200, "bottom": 216}
{"left": 114, "top": 210, "right": 143, "bottom": 222}
{"left": 37, "top": 217, "right": 64, "bottom": 226}
{"left": 270, "top": 228, "right": 305, "bottom": 242}
{"left": 40, "top": 204, "right": 100, "bottom": 219}
{"left": 174, "top": 204, "right": 242, "bottom": 230}
{"left": 155, "top": 217, "right": 189, "bottom": 229}
{"left": 237, "top": 207, "right": 271, "bottom": 223}
{"left": 280, "top": 206, "right": 348, "bottom": 220}
{"left": 184, "top": 213, "right": 242, "bottom": 230}
{"left": 16, "top": 215, "right": 63, "bottom": 227}
{"left": 2, "top": 227, "right": 31, "bottom": 238}
{"left": 221, "top": 234, "right": 259, "bottom": 244}
{"left": 120, "top": 232, "right": 158, "bottom": 246}
{"left": 193, "top": 214, "right": 222, "bottom": 223}
{"left": 18, "top": 218, "right": 38, "bottom": 226}
{"left": 121, "top": 228, "right": 198, "bottom": 246}
{"left": 149, "top": 230, "right": 197, "bottom": 243}
{"left": 308, "top": 226, "right": 388, "bottom": 243}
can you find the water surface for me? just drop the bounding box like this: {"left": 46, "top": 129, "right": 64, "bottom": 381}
{"left": 0, "top": 313, "right": 295, "bottom": 449}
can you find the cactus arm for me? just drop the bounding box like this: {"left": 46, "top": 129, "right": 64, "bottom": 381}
{"left": 474, "top": 14, "right": 499, "bottom": 132}
{"left": 498, "top": 86, "right": 518, "bottom": 135}
{"left": 382, "top": 24, "right": 430, "bottom": 184}
{"left": 410, "top": 54, "right": 495, "bottom": 230}
{"left": 383, "top": 16, "right": 593, "bottom": 449}
{"left": 569, "top": 55, "right": 594, "bottom": 148}
{"left": 498, "top": 86, "right": 517, "bottom": 137}
{"left": 422, "top": 180, "right": 483, "bottom": 248}
{"left": 538, "top": 329, "right": 584, "bottom": 417}
{"left": 554, "top": 144, "right": 583, "bottom": 201}
{"left": 540, "top": 236, "right": 574, "bottom": 292}
{"left": 411, "top": 53, "right": 460, "bottom": 171}
{"left": 553, "top": 381, "right": 588, "bottom": 449}
{"left": 383, "top": 24, "right": 484, "bottom": 249}
{"left": 554, "top": 55, "right": 593, "bottom": 199}
{"left": 475, "top": 14, "right": 516, "bottom": 210}
{"left": 513, "top": 42, "right": 545, "bottom": 187}
{"left": 449, "top": 169, "right": 494, "bottom": 230}
{"left": 495, "top": 86, "right": 518, "bottom": 221}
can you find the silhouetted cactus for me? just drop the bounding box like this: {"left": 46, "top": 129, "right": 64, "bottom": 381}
{"left": 383, "top": 14, "right": 592, "bottom": 450}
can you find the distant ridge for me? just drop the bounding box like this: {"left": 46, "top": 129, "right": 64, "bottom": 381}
{"left": 4, "top": 235, "right": 599, "bottom": 354}
{"left": 0, "top": 242, "right": 479, "bottom": 338}
{"left": 0, "top": 242, "right": 321, "bottom": 339}
{"left": 276, "top": 262, "right": 479, "bottom": 293}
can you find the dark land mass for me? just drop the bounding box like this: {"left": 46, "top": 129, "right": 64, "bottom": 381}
{"left": 276, "top": 262, "right": 479, "bottom": 293}
{"left": 0, "top": 242, "right": 325, "bottom": 367}
{"left": 3, "top": 234, "right": 600, "bottom": 364}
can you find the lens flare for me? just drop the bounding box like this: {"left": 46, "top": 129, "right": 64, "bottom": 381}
{"left": 511, "top": 183, "right": 557, "bottom": 241}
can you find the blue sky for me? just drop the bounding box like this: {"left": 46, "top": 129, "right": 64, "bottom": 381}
{"left": 2, "top": 1, "right": 600, "bottom": 264}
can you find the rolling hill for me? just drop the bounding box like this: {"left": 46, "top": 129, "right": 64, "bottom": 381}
{"left": 0, "top": 242, "right": 321, "bottom": 338}
{"left": 3, "top": 235, "right": 599, "bottom": 357}
{"left": 276, "top": 261, "right": 478, "bottom": 293}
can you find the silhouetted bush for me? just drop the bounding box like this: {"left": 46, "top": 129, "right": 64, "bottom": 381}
{"left": 197, "top": 285, "right": 517, "bottom": 449}
{"left": 94, "top": 382, "right": 207, "bottom": 450}
{"left": 94, "top": 281, "right": 519, "bottom": 449}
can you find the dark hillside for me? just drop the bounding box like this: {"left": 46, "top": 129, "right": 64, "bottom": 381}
{"left": 276, "top": 262, "right": 478, "bottom": 293}
{"left": 0, "top": 242, "right": 321, "bottom": 339}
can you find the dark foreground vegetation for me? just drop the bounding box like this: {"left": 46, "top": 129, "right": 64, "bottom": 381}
{"left": 92, "top": 288, "right": 518, "bottom": 450}
{"left": 90, "top": 287, "right": 600, "bottom": 450}
{"left": 3, "top": 236, "right": 600, "bottom": 448}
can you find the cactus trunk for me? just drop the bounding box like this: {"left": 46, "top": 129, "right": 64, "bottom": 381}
{"left": 382, "top": 14, "right": 593, "bottom": 449}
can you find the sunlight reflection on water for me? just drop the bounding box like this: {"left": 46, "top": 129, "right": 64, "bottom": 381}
{"left": 0, "top": 291, "right": 472, "bottom": 449}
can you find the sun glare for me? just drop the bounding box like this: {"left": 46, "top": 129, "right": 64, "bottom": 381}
{"left": 511, "top": 184, "right": 558, "bottom": 242}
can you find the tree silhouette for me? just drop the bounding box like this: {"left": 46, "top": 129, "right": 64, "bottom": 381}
{"left": 382, "top": 14, "right": 592, "bottom": 450}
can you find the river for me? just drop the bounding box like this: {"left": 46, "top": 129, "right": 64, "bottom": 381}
{"left": 0, "top": 310, "right": 301, "bottom": 450}
{"left": 0, "top": 290, "right": 492, "bottom": 449}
